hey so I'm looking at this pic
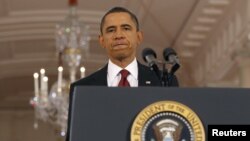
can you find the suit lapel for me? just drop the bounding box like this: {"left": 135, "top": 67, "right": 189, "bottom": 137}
{"left": 92, "top": 65, "right": 108, "bottom": 86}
{"left": 138, "top": 62, "right": 158, "bottom": 86}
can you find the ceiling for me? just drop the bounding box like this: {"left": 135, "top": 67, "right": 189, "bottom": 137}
{"left": 0, "top": 0, "right": 238, "bottom": 109}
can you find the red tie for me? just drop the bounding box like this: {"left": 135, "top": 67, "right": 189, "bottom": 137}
{"left": 118, "top": 69, "right": 130, "bottom": 87}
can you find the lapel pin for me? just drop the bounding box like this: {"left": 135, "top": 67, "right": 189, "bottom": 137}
{"left": 146, "top": 81, "right": 151, "bottom": 84}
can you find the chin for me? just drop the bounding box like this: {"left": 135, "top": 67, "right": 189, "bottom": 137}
{"left": 115, "top": 54, "right": 127, "bottom": 61}
{"left": 111, "top": 50, "right": 134, "bottom": 61}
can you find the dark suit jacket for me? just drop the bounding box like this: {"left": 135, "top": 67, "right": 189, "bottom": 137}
{"left": 65, "top": 62, "right": 178, "bottom": 141}
{"left": 72, "top": 62, "right": 164, "bottom": 86}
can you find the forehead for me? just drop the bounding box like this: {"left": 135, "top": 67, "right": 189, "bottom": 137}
{"left": 103, "top": 12, "right": 136, "bottom": 27}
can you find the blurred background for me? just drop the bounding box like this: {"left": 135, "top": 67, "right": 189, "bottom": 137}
{"left": 1, "top": 0, "right": 250, "bottom": 141}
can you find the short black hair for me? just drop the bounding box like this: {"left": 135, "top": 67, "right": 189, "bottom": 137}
{"left": 100, "top": 7, "right": 139, "bottom": 34}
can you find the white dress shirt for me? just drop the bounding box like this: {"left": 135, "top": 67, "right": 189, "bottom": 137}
{"left": 107, "top": 58, "right": 138, "bottom": 87}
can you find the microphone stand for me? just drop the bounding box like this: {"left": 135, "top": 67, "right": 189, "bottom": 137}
{"left": 148, "top": 60, "right": 177, "bottom": 87}
{"left": 159, "top": 62, "right": 180, "bottom": 87}
{"left": 169, "top": 63, "right": 180, "bottom": 85}
{"left": 160, "top": 62, "right": 169, "bottom": 87}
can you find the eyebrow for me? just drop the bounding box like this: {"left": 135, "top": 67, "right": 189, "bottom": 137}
{"left": 121, "top": 24, "right": 132, "bottom": 28}
{"left": 105, "top": 24, "right": 133, "bottom": 32}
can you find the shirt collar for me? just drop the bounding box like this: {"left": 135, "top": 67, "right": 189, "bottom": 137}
{"left": 124, "top": 58, "right": 138, "bottom": 80}
{"left": 108, "top": 58, "right": 138, "bottom": 81}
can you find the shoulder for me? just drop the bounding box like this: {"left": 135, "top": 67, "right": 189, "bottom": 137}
{"left": 137, "top": 62, "right": 161, "bottom": 86}
{"left": 138, "top": 62, "right": 153, "bottom": 72}
{"left": 137, "top": 62, "right": 159, "bottom": 77}
{"left": 72, "top": 65, "right": 107, "bottom": 86}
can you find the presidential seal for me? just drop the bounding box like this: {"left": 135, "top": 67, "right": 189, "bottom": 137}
{"left": 130, "top": 101, "right": 205, "bottom": 141}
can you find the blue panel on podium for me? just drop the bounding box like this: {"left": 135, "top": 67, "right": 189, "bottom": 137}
{"left": 69, "top": 87, "right": 250, "bottom": 141}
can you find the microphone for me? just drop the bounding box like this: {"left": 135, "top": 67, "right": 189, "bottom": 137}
{"left": 163, "top": 47, "right": 179, "bottom": 64}
{"left": 142, "top": 48, "right": 160, "bottom": 78}
{"left": 163, "top": 47, "right": 180, "bottom": 74}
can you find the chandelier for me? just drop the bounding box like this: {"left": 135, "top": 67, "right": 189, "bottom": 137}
{"left": 30, "top": 0, "right": 90, "bottom": 136}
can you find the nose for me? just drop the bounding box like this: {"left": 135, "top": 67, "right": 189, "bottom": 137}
{"left": 113, "top": 29, "right": 125, "bottom": 40}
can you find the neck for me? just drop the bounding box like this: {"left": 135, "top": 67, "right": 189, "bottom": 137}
{"left": 110, "top": 57, "right": 135, "bottom": 68}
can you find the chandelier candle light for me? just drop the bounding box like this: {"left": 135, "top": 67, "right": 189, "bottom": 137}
{"left": 30, "top": 0, "right": 89, "bottom": 136}
{"left": 57, "top": 66, "right": 63, "bottom": 94}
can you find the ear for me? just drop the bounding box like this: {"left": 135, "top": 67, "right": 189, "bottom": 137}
{"left": 98, "top": 35, "right": 105, "bottom": 48}
{"left": 137, "top": 31, "right": 143, "bottom": 45}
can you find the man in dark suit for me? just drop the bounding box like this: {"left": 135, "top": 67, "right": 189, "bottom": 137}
{"left": 70, "top": 6, "right": 178, "bottom": 87}
{"left": 75, "top": 7, "right": 163, "bottom": 87}
{"left": 66, "top": 6, "right": 178, "bottom": 141}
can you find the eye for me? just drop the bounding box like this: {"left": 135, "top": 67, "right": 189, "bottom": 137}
{"left": 124, "top": 26, "right": 131, "bottom": 31}
{"left": 107, "top": 28, "right": 115, "bottom": 33}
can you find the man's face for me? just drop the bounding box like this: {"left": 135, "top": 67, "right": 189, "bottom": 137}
{"left": 99, "top": 12, "right": 143, "bottom": 62}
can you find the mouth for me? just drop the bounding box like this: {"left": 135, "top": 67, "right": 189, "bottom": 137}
{"left": 112, "top": 42, "right": 129, "bottom": 50}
